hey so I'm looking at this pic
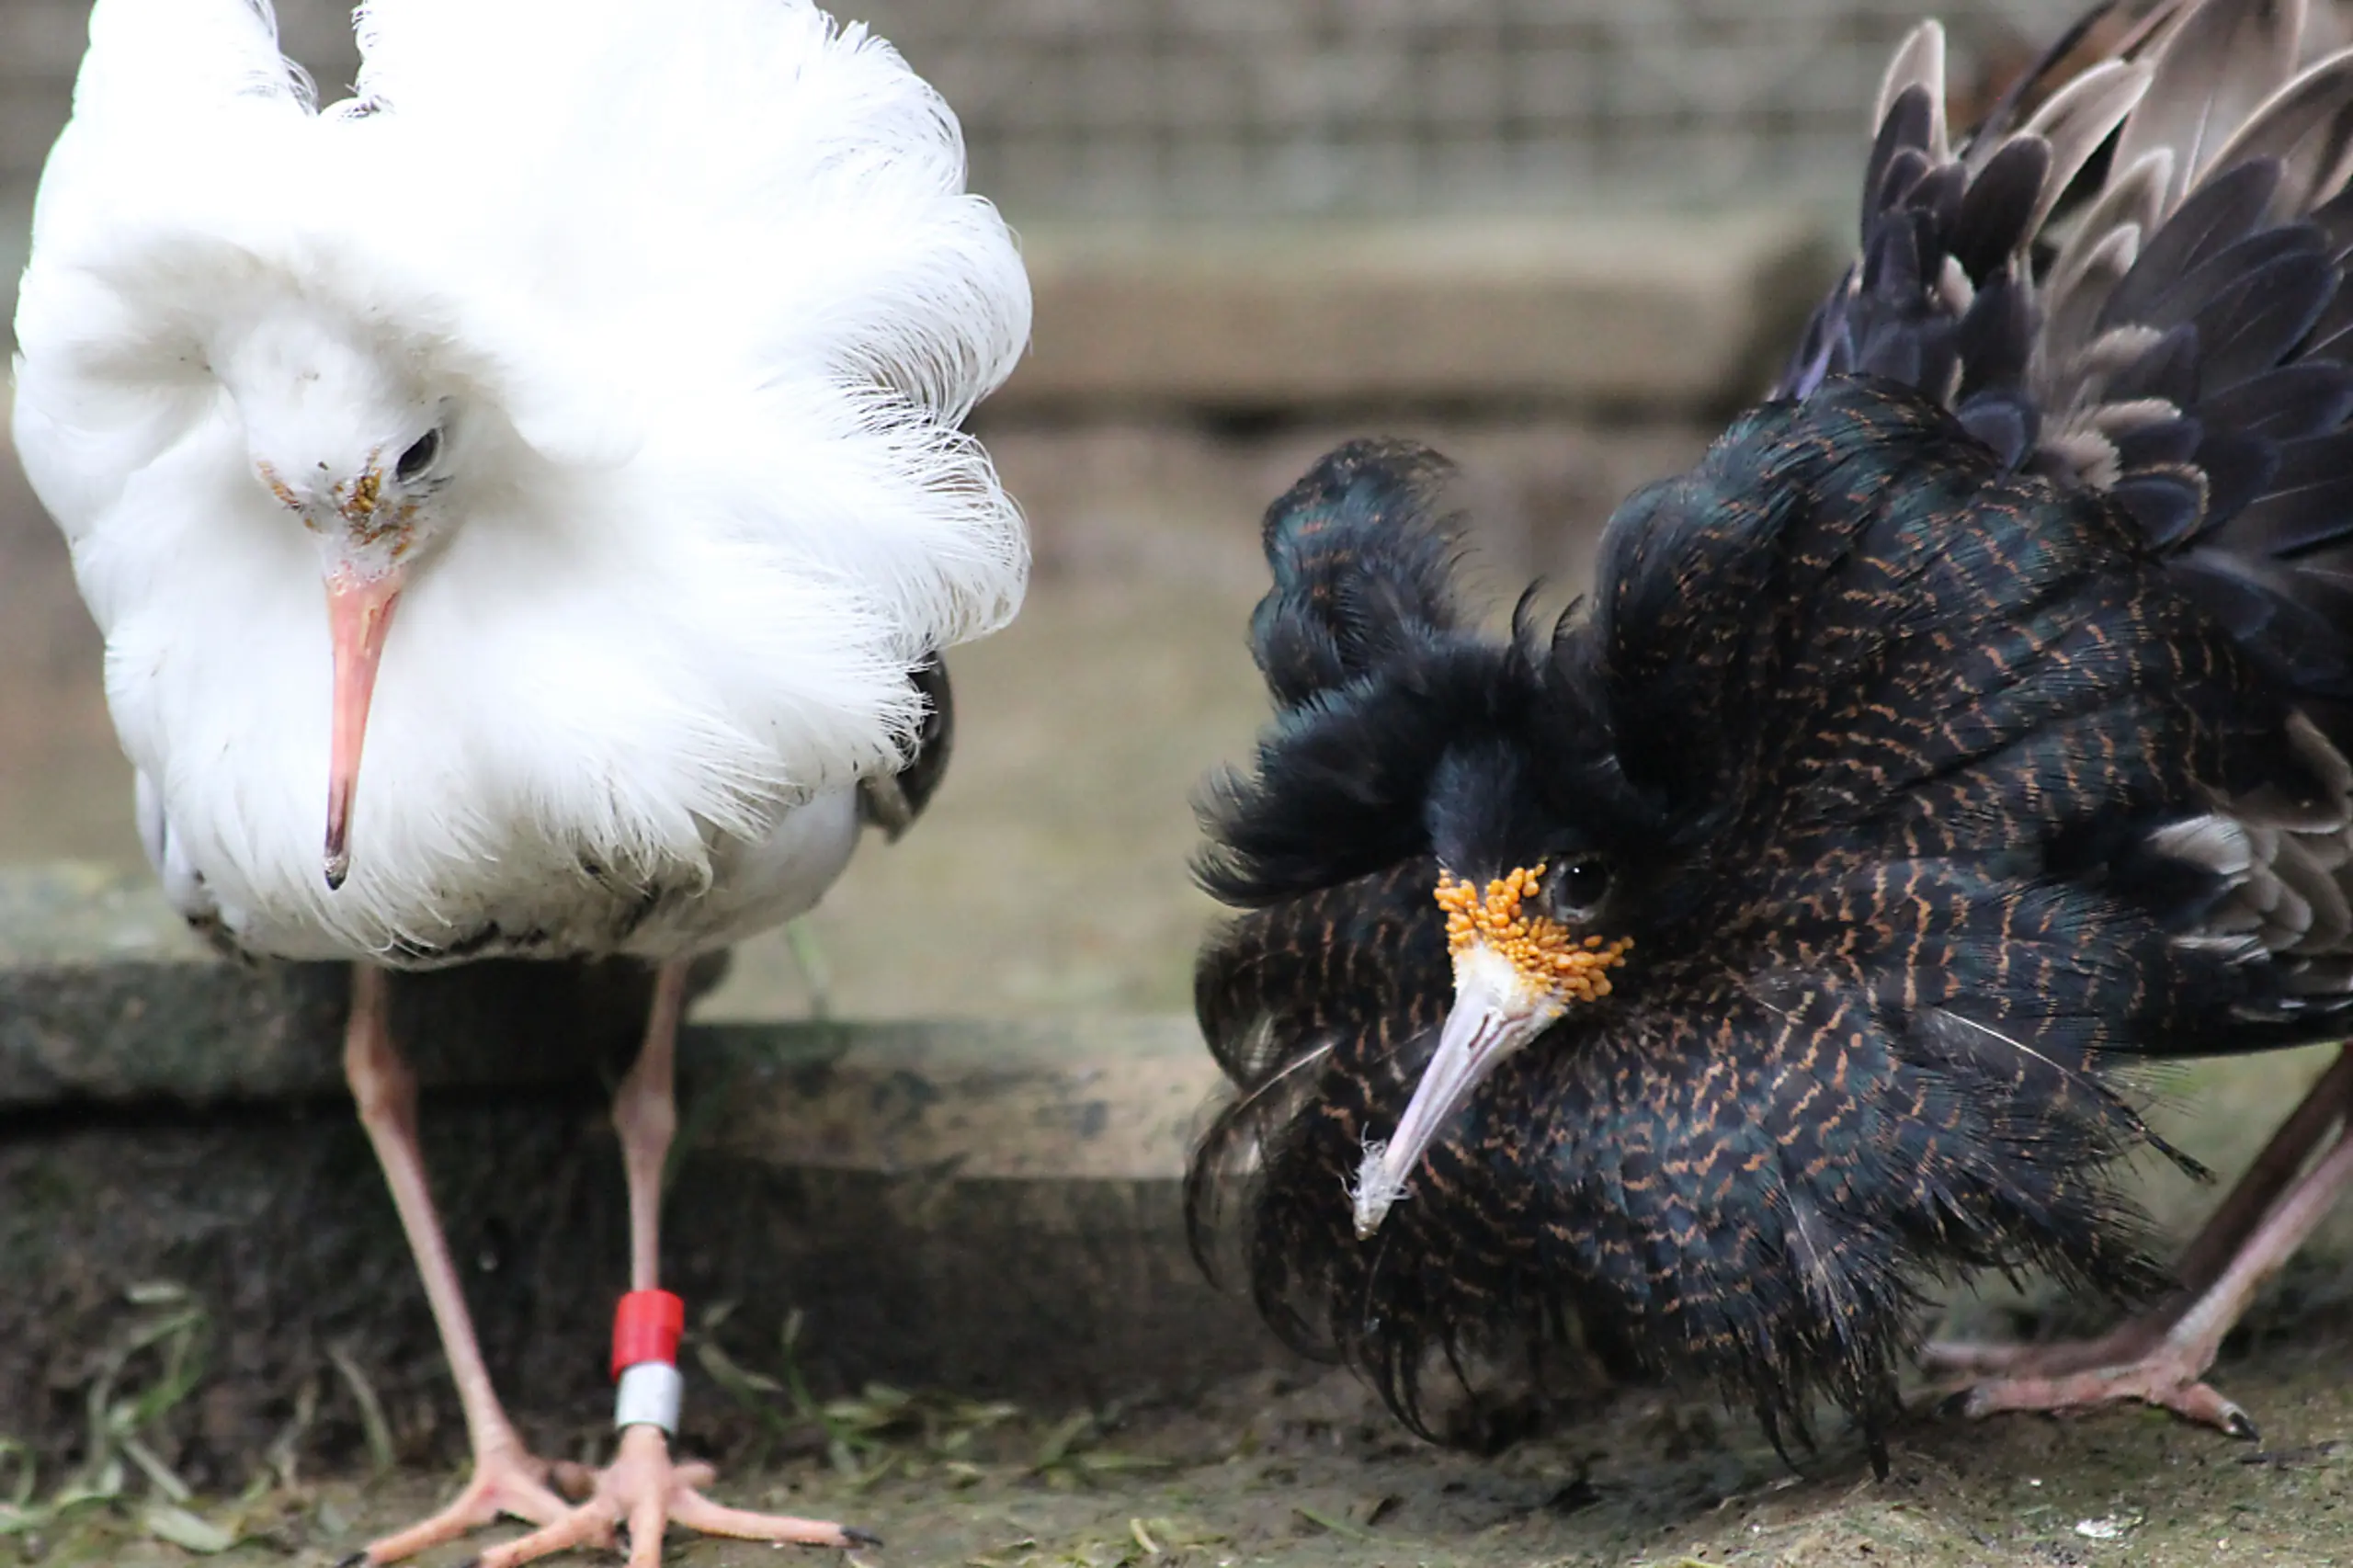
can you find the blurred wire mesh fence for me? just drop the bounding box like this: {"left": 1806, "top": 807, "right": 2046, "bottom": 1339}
{"left": 860, "top": 0, "right": 2094, "bottom": 216}
{"left": 5, "top": 0, "right": 2102, "bottom": 225}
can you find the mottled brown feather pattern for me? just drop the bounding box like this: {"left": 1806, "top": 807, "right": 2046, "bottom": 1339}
{"left": 1193, "top": 0, "right": 2353, "bottom": 1472}
{"left": 1190, "top": 379, "right": 2350, "bottom": 1467}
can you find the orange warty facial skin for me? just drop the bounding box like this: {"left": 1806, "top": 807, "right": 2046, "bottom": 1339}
{"left": 1434, "top": 864, "right": 1631, "bottom": 1003}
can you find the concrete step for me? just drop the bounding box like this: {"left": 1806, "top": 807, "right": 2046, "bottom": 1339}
{"left": 0, "top": 866, "right": 1261, "bottom": 1482}
{"left": 995, "top": 210, "right": 1834, "bottom": 415}
{"left": 7, "top": 863, "right": 2350, "bottom": 1485}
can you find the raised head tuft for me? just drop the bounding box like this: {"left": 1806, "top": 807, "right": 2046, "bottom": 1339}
{"left": 1249, "top": 439, "right": 1466, "bottom": 712}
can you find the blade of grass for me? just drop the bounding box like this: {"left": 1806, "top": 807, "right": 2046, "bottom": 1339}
{"left": 326, "top": 1346, "right": 396, "bottom": 1478}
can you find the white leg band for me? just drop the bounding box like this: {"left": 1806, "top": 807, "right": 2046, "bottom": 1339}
{"left": 613, "top": 1360, "right": 684, "bottom": 1435}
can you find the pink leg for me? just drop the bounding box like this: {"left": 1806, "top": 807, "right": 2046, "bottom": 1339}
{"left": 2172, "top": 1047, "right": 2353, "bottom": 1295}
{"left": 1929, "top": 1045, "right": 2353, "bottom": 1381}
{"left": 1927, "top": 1045, "right": 2353, "bottom": 1437}
{"left": 335, "top": 967, "right": 571, "bottom": 1567}
{"left": 616, "top": 960, "right": 687, "bottom": 1293}
{"left": 469, "top": 959, "right": 871, "bottom": 1568}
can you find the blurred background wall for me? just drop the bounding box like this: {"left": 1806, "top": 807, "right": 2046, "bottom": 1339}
{"left": 2, "top": 0, "right": 2090, "bottom": 233}
{"left": 0, "top": 0, "right": 2090, "bottom": 1017}
{"left": 0, "top": 0, "right": 2112, "bottom": 333}
{"left": 854, "top": 0, "right": 2082, "bottom": 217}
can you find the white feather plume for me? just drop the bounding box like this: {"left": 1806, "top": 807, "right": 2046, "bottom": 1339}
{"left": 12, "top": 0, "right": 1031, "bottom": 961}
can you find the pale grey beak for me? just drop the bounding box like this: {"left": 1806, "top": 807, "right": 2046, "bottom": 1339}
{"left": 1352, "top": 946, "right": 1556, "bottom": 1238}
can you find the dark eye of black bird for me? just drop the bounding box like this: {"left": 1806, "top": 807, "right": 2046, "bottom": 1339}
{"left": 395, "top": 428, "right": 440, "bottom": 482}
{"left": 1550, "top": 855, "right": 1612, "bottom": 916}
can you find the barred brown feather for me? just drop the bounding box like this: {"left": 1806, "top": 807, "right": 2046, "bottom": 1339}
{"left": 1194, "top": 0, "right": 2353, "bottom": 1471}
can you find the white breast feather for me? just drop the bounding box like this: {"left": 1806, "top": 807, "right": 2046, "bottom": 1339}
{"left": 11, "top": 0, "right": 1031, "bottom": 961}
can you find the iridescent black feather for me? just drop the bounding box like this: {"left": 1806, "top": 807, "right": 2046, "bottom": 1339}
{"left": 1191, "top": 0, "right": 2353, "bottom": 1471}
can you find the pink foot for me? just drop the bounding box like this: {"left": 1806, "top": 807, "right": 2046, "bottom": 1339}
{"left": 1924, "top": 1331, "right": 2256, "bottom": 1439}
{"left": 334, "top": 1440, "right": 573, "bottom": 1565}
{"left": 462, "top": 1425, "right": 872, "bottom": 1568}
{"left": 1923, "top": 1052, "right": 2353, "bottom": 1448}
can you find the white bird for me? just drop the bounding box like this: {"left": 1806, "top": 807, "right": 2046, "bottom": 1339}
{"left": 11, "top": 0, "right": 1029, "bottom": 1562}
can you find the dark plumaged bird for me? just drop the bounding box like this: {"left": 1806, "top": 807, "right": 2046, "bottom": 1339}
{"left": 1188, "top": 0, "right": 2353, "bottom": 1472}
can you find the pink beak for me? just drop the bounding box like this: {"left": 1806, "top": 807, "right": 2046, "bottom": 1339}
{"left": 323, "top": 567, "right": 404, "bottom": 890}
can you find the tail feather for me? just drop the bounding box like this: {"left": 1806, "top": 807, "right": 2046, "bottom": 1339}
{"left": 1248, "top": 439, "right": 1465, "bottom": 712}
{"left": 1779, "top": 0, "right": 2353, "bottom": 713}
{"left": 2109, "top": 0, "right": 2304, "bottom": 208}
{"left": 69, "top": 0, "right": 314, "bottom": 125}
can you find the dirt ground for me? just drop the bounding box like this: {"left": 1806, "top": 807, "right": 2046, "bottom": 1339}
{"left": 8, "top": 1310, "right": 2353, "bottom": 1568}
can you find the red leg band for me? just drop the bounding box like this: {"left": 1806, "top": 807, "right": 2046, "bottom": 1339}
{"left": 611, "top": 1289, "right": 686, "bottom": 1380}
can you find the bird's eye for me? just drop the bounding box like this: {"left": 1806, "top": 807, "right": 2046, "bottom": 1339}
{"left": 394, "top": 428, "right": 441, "bottom": 482}
{"left": 1550, "top": 855, "right": 1614, "bottom": 917}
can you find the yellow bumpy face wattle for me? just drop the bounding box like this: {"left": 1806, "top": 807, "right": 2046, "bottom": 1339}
{"left": 1434, "top": 864, "right": 1631, "bottom": 1003}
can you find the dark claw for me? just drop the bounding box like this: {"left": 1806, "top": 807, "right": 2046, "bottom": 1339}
{"left": 2224, "top": 1406, "right": 2260, "bottom": 1442}
{"left": 842, "top": 1526, "right": 885, "bottom": 1549}
{"left": 332, "top": 1555, "right": 371, "bottom": 1568}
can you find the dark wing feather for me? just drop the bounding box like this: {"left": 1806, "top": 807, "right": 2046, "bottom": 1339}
{"left": 1200, "top": 379, "right": 2352, "bottom": 1458}
{"left": 857, "top": 653, "right": 955, "bottom": 840}
{"left": 1194, "top": 0, "right": 2353, "bottom": 1471}
{"left": 1778, "top": 0, "right": 2353, "bottom": 708}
